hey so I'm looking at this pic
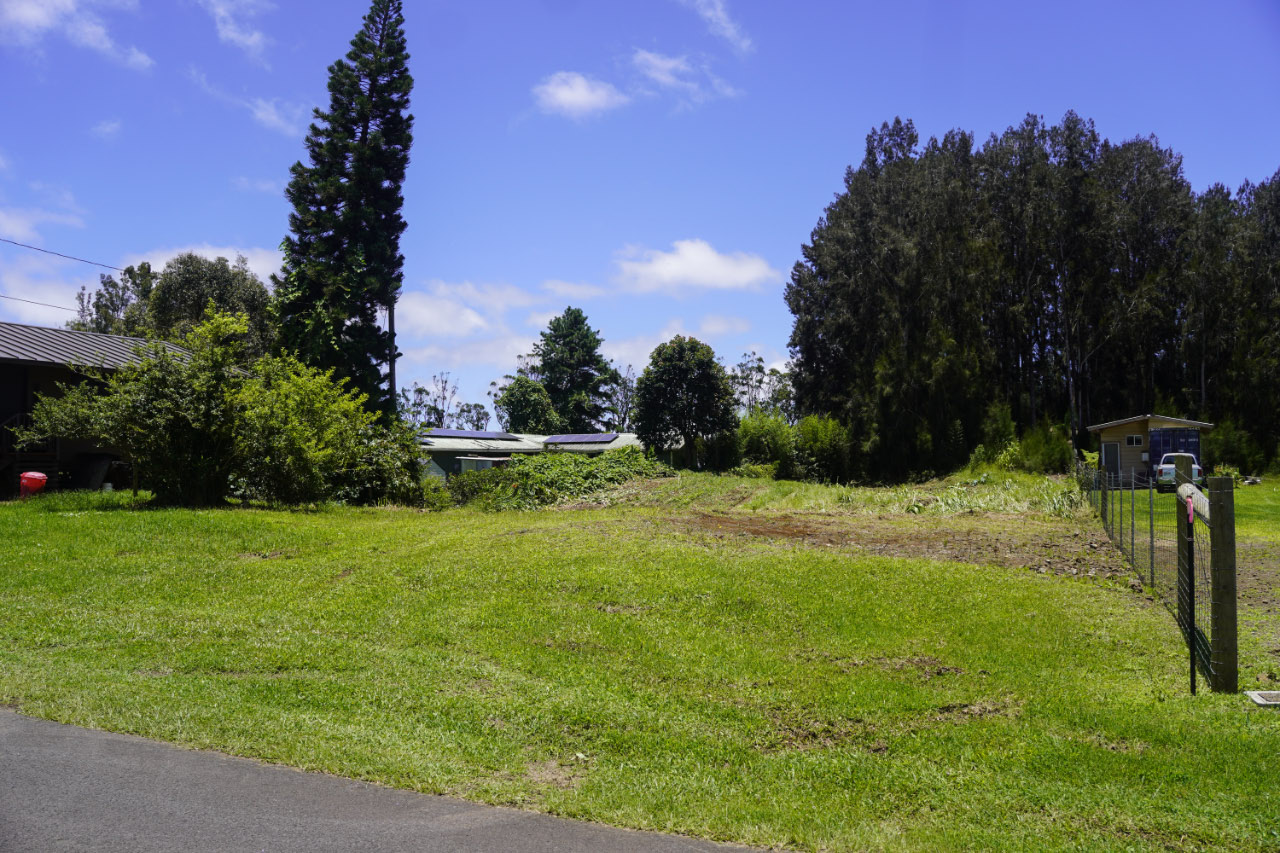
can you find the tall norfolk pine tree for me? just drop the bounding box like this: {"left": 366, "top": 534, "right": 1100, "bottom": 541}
{"left": 275, "top": 0, "right": 413, "bottom": 415}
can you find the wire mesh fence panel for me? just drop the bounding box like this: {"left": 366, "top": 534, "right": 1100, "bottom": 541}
{"left": 1074, "top": 460, "right": 1236, "bottom": 693}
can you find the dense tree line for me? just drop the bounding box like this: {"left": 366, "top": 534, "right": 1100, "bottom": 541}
{"left": 786, "top": 112, "right": 1280, "bottom": 479}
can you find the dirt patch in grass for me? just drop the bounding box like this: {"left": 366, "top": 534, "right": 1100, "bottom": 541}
{"left": 758, "top": 710, "right": 875, "bottom": 753}
{"left": 1237, "top": 540, "right": 1280, "bottom": 614}
{"left": 677, "top": 511, "right": 1129, "bottom": 579}
{"left": 933, "top": 699, "right": 1020, "bottom": 723}
{"left": 794, "top": 650, "right": 965, "bottom": 679}
{"left": 526, "top": 758, "right": 584, "bottom": 790}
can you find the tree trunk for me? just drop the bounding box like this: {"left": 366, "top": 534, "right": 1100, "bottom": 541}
{"left": 388, "top": 302, "right": 396, "bottom": 405}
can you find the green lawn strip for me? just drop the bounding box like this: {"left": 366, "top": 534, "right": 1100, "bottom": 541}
{"left": 1, "top": 497, "right": 1278, "bottom": 851}
{"left": 1234, "top": 481, "right": 1280, "bottom": 542}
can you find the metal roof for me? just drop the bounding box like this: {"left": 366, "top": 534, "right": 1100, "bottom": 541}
{"left": 427, "top": 428, "right": 520, "bottom": 440}
{"left": 1087, "top": 414, "right": 1215, "bottom": 432}
{"left": 0, "top": 321, "right": 183, "bottom": 370}
{"left": 545, "top": 432, "right": 618, "bottom": 444}
{"left": 420, "top": 433, "right": 547, "bottom": 454}
{"left": 541, "top": 433, "right": 644, "bottom": 453}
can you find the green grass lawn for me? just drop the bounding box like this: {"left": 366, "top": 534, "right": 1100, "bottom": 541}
{"left": 1234, "top": 480, "right": 1280, "bottom": 542}
{"left": 2, "top": 482, "right": 1278, "bottom": 851}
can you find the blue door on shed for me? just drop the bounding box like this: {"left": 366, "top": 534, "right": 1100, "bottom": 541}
{"left": 1148, "top": 428, "right": 1201, "bottom": 474}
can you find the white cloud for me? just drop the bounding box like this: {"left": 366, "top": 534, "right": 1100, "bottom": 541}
{"left": 0, "top": 253, "right": 92, "bottom": 326}
{"left": 0, "top": 0, "right": 153, "bottom": 69}
{"left": 0, "top": 207, "right": 83, "bottom": 242}
{"left": 614, "top": 239, "right": 781, "bottom": 295}
{"left": 541, "top": 279, "right": 606, "bottom": 300}
{"left": 678, "top": 0, "right": 754, "bottom": 53}
{"left": 190, "top": 67, "right": 309, "bottom": 137}
{"left": 603, "top": 314, "right": 745, "bottom": 369}
{"left": 401, "top": 333, "right": 535, "bottom": 372}
{"left": 121, "top": 244, "right": 283, "bottom": 286}
{"left": 421, "top": 279, "right": 542, "bottom": 310}
{"left": 91, "top": 118, "right": 121, "bottom": 139}
{"left": 532, "top": 71, "right": 629, "bottom": 119}
{"left": 232, "top": 176, "right": 281, "bottom": 194}
{"left": 246, "top": 97, "right": 307, "bottom": 136}
{"left": 632, "top": 49, "right": 740, "bottom": 107}
{"left": 196, "top": 0, "right": 271, "bottom": 64}
{"left": 697, "top": 313, "right": 750, "bottom": 337}
{"left": 525, "top": 310, "right": 558, "bottom": 330}
{"left": 398, "top": 288, "right": 490, "bottom": 339}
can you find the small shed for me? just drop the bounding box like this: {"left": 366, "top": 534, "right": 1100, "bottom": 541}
{"left": 1087, "top": 414, "right": 1214, "bottom": 481}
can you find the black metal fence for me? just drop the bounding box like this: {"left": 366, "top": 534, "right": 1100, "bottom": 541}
{"left": 1076, "top": 460, "right": 1237, "bottom": 694}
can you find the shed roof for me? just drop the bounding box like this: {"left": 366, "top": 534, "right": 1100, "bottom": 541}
{"left": 0, "top": 321, "right": 183, "bottom": 370}
{"left": 1087, "top": 414, "right": 1215, "bottom": 432}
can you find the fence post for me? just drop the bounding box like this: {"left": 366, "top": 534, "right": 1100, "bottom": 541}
{"left": 1130, "top": 469, "right": 1135, "bottom": 561}
{"left": 1095, "top": 471, "right": 1105, "bottom": 532}
{"left": 1207, "top": 476, "right": 1238, "bottom": 693}
{"left": 1152, "top": 473, "right": 1162, "bottom": 589}
{"left": 1175, "top": 455, "right": 1193, "bottom": 682}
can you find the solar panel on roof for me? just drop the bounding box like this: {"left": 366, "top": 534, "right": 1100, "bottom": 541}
{"left": 544, "top": 433, "right": 618, "bottom": 444}
{"left": 427, "top": 428, "right": 519, "bottom": 440}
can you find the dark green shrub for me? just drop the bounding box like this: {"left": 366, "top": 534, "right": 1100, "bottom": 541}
{"left": 697, "top": 430, "right": 741, "bottom": 472}
{"left": 796, "top": 415, "right": 852, "bottom": 483}
{"left": 421, "top": 476, "right": 454, "bottom": 511}
{"left": 980, "top": 401, "right": 1016, "bottom": 454}
{"left": 738, "top": 412, "right": 797, "bottom": 479}
{"left": 1202, "top": 419, "right": 1264, "bottom": 475}
{"left": 729, "top": 462, "right": 777, "bottom": 479}
{"left": 1016, "top": 424, "right": 1072, "bottom": 474}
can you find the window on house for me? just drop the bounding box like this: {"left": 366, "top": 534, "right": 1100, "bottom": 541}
{"left": 1125, "top": 434, "right": 1143, "bottom": 447}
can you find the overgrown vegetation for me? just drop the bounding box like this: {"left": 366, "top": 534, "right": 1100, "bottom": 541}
{"left": 19, "top": 312, "right": 421, "bottom": 507}
{"left": 2, "top": 481, "right": 1277, "bottom": 851}
{"left": 446, "top": 447, "right": 672, "bottom": 510}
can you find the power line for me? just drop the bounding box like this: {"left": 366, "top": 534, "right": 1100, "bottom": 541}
{"left": 0, "top": 237, "right": 123, "bottom": 271}
{"left": 0, "top": 293, "right": 77, "bottom": 313}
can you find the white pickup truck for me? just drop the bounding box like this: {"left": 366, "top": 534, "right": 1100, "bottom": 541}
{"left": 1154, "top": 453, "right": 1204, "bottom": 492}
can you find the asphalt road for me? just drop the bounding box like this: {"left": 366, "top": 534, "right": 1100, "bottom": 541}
{"left": 0, "top": 710, "right": 737, "bottom": 852}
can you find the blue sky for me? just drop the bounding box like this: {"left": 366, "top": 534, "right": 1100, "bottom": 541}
{"left": 2, "top": 0, "right": 1278, "bottom": 414}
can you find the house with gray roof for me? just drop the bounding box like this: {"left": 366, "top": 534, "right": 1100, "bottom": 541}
{"left": 0, "top": 321, "right": 183, "bottom": 494}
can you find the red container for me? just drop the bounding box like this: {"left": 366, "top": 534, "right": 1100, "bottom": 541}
{"left": 19, "top": 471, "right": 48, "bottom": 498}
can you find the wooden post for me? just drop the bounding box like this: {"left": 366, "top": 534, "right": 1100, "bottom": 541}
{"left": 1175, "top": 455, "right": 1193, "bottom": 644}
{"left": 1207, "top": 476, "right": 1238, "bottom": 693}
{"left": 1148, "top": 478, "right": 1155, "bottom": 587}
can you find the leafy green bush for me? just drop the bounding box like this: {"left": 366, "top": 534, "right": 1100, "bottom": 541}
{"left": 449, "top": 447, "right": 673, "bottom": 510}
{"left": 796, "top": 415, "right": 852, "bottom": 483}
{"left": 980, "top": 402, "right": 1016, "bottom": 456}
{"left": 421, "top": 476, "right": 454, "bottom": 511}
{"left": 328, "top": 417, "right": 425, "bottom": 506}
{"left": 446, "top": 469, "right": 509, "bottom": 506}
{"left": 1202, "top": 419, "right": 1264, "bottom": 475}
{"left": 737, "top": 412, "right": 797, "bottom": 479}
{"left": 1016, "top": 425, "right": 1072, "bottom": 474}
{"left": 234, "top": 354, "right": 380, "bottom": 505}
{"left": 728, "top": 463, "right": 777, "bottom": 479}
{"left": 21, "top": 311, "right": 423, "bottom": 507}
